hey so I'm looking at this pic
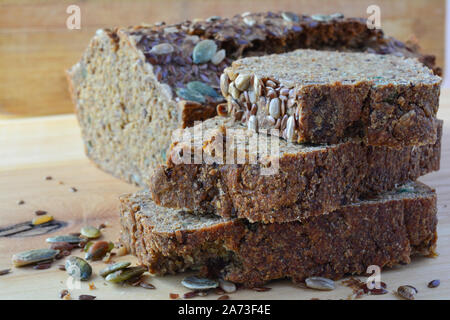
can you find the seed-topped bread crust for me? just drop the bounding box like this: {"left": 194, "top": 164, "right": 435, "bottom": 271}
{"left": 149, "top": 117, "right": 442, "bottom": 223}
{"left": 67, "top": 11, "right": 440, "bottom": 186}
{"left": 120, "top": 182, "right": 438, "bottom": 287}
{"left": 223, "top": 49, "right": 441, "bottom": 147}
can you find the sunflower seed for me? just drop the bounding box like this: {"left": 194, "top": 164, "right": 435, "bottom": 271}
{"left": 12, "top": 249, "right": 59, "bottom": 267}
{"left": 269, "top": 98, "right": 281, "bottom": 119}
{"left": 99, "top": 262, "right": 131, "bottom": 277}
{"left": 228, "top": 82, "right": 240, "bottom": 100}
{"left": 220, "top": 73, "right": 229, "bottom": 97}
{"left": 428, "top": 279, "right": 440, "bottom": 288}
{"left": 105, "top": 266, "right": 147, "bottom": 283}
{"left": 46, "top": 235, "right": 83, "bottom": 244}
{"left": 330, "top": 13, "right": 344, "bottom": 19}
{"left": 211, "top": 49, "right": 226, "bottom": 65}
{"left": 32, "top": 215, "right": 53, "bottom": 225}
{"left": 397, "top": 285, "right": 418, "bottom": 300}
{"left": 187, "top": 81, "right": 219, "bottom": 97}
{"left": 80, "top": 226, "right": 101, "bottom": 239}
{"left": 248, "top": 115, "right": 258, "bottom": 132}
{"left": 150, "top": 43, "right": 174, "bottom": 55}
{"left": 285, "top": 116, "right": 296, "bottom": 141}
{"left": 234, "top": 74, "right": 251, "bottom": 91}
{"left": 305, "top": 277, "right": 335, "bottom": 291}
{"left": 282, "top": 11, "right": 300, "bottom": 22}
{"left": 192, "top": 40, "right": 217, "bottom": 64}
{"left": 176, "top": 87, "right": 206, "bottom": 103}
{"left": 78, "top": 294, "right": 96, "bottom": 300}
{"left": 181, "top": 276, "right": 219, "bottom": 290}
{"left": 206, "top": 15, "right": 221, "bottom": 22}
{"left": 0, "top": 268, "right": 11, "bottom": 276}
{"left": 219, "top": 279, "right": 236, "bottom": 293}
{"left": 65, "top": 256, "right": 92, "bottom": 281}
{"left": 311, "top": 14, "right": 332, "bottom": 22}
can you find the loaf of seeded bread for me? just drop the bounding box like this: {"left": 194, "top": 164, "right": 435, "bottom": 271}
{"left": 150, "top": 117, "right": 442, "bottom": 223}
{"left": 67, "top": 11, "right": 440, "bottom": 186}
{"left": 223, "top": 49, "right": 441, "bottom": 147}
{"left": 120, "top": 181, "right": 437, "bottom": 287}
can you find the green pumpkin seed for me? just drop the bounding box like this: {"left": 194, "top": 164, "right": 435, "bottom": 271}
{"left": 105, "top": 266, "right": 147, "bottom": 283}
{"left": 83, "top": 241, "right": 94, "bottom": 252}
{"left": 12, "top": 249, "right": 59, "bottom": 267}
{"left": 65, "top": 256, "right": 92, "bottom": 281}
{"left": 181, "top": 276, "right": 219, "bottom": 290}
{"left": 99, "top": 262, "right": 131, "bottom": 277}
{"left": 176, "top": 88, "right": 206, "bottom": 103}
{"left": 187, "top": 81, "right": 219, "bottom": 98}
{"left": 281, "top": 12, "right": 300, "bottom": 22}
{"left": 46, "top": 235, "right": 83, "bottom": 244}
{"left": 311, "top": 14, "right": 332, "bottom": 22}
{"left": 80, "top": 226, "right": 101, "bottom": 239}
{"left": 192, "top": 40, "right": 217, "bottom": 64}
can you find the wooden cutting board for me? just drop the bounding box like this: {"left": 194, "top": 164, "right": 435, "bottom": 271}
{"left": 0, "top": 106, "right": 449, "bottom": 300}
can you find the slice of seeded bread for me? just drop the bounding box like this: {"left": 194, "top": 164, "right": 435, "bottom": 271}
{"left": 120, "top": 181, "right": 437, "bottom": 287}
{"left": 67, "top": 11, "right": 440, "bottom": 186}
{"left": 150, "top": 117, "right": 442, "bottom": 223}
{"left": 223, "top": 49, "right": 441, "bottom": 147}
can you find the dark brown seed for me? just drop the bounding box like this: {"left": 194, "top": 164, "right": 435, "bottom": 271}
{"left": 216, "top": 103, "right": 228, "bottom": 117}
{"left": 218, "top": 295, "right": 230, "bottom": 300}
{"left": 17, "top": 200, "right": 25, "bottom": 205}
{"left": 169, "top": 293, "right": 179, "bottom": 299}
{"left": 85, "top": 241, "right": 110, "bottom": 260}
{"left": 35, "top": 210, "right": 47, "bottom": 216}
{"left": 140, "top": 281, "right": 156, "bottom": 289}
{"left": 58, "top": 264, "right": 66, "bottom": 271}
{"left": 183, "top": 291, "right": 199, "bottom": 299}
{"left": 60, "top": 289, "right": 69, "bottom": 299}
{"left": 368, "top": 287, "right": 388, "bottom": 295}
{"left": 428, "top": 279, "right": 440, "bottom": 288}
{"left": 214, "top": 288, "right": 226, "bottom": 295}
{"left": 78, "top": 294, "right": 96, "bottom": 300}
{"left": 45, "top": 176, "right": 53, "bottom": 180}
{"left": 252, "top": 287, "right": 271, "bottom": 292}
{"left": 33, "top": 262, "right": 52, "bottom": 270}
{"left": 70, "top": 187, "right": 78, "bottom": 192}
{"left": 98, "top": 223, "right": 107, "bottom": 229}
{"left": 0, "top": 268, "right": 11, "bottom": 276}
{"left": 50, "top": 242, "right": 77, "bottom": 251}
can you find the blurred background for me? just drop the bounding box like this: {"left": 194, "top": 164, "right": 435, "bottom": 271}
{"left": 0, "top": 0, "right": 446, "bottom": 118}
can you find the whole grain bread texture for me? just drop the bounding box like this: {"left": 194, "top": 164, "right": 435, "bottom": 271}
{"left": 120, "top": 182, "right": 437, "bottom": 287}
{"left": 150, "top": 117, "right": 442, "bottom": 223}
{"left": 223, "top": 49, "right": 441, "bottom": 147}
{"left": 67, "top": 11, "right": 440, "bottom": 186}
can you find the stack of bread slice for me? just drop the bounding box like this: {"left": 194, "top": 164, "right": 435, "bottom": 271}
{"left": 67, "top": 12, "right": 442, "bottom": 287}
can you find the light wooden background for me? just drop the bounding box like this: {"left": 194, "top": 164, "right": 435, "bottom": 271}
{"left": 0, "top": 0, "right": 445, "bottom": 118}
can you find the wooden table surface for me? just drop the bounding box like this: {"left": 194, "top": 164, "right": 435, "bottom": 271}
{"left": 0, "top": 96, "right": 449, "bottom": 300}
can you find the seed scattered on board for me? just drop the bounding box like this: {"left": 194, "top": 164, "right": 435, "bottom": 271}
{"left": 46, "top": 235, "right": 83, "bottom": 244}
{"left": 396, "top": 285, "right": 418, "bottom": 300}
{"left": 32, "top": 215, "right": 53, "bottom": 225}
{"left": 99, "top": 261, "right": 131, "bottom": 277}
{"left": 105, "top": 266, "right": 147, "bottom": 283}
{"left": 80, "top": 226, "right": 101, "bottom": 239}
{"left": 65, "top": 256, "right": 92, "bottom": 281}
{"left": 428, "top": 279, "right": 440, "bottom": 288}
{"left": 181, "top": 276, "right": 219, "bottom": 290}
{"left": 305, "top": 277, "right": 336, "bottom": 291}
{"left": 12, "top": 249, "right": 59, "bottom": 267}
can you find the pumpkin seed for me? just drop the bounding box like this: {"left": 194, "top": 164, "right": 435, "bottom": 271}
{"left": 192, "top": 40, "right": 217, "bottom": 64}
{"left": 269, "top": 98, "right": 281, "bottom": 119}
{"left": 182, "top": 276, "right": 219, "bottom": 290}
{"left": 12, "top": 249, "right": 59, "bottom": 267}
{"left": 220, "top": 73, "right": 229, "bottom": 97}
{"left": 65, "top": 256, "right": 92, "bottom": 281}
{"left": 85, "top": 241, "right": 112, "bottom": 261}
{"left": 305, "top": 277, "right": 335, "bottom": 291}
{"left": 176, "top": 88, "right": 206, "bottom": 104}
{"left": 219, "top": 279, "right": 236, "bottom": 293}
{"left": 32, "top": 215, "right": 53, "bottom": 225}
{"left": 105, "top": 266, "right": 147, "bottom": 283}
{"left": 234, "top": 74, "right": 251, "bottom": 91}
{"left": 80, "top": 226, "right": 101, "bottom": 239}
{"left": 281, "top": 12, "right": 300, "bottom": 22}
{"left": 311, "top": 14, "right": 332, "bottom": 22}
{"left": 211, "top": 49, "right": 226, "bottom": 65}
{"left": 83, "top": 241, "right": 93, "bottom": 252}
{"left": 187, "top": 81, "right": 219, "bottom": 98}
{"left": 397, "top": 285, "right": 418, "bottom": 300}
{"left": 99, "top": 262, "right": 131, "bottom": 277}
{"left": 150, "top": 43, "right": 174, "bottom": 55}
{"left": 46, "top": 235, "right": 83, "bottom": 244}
